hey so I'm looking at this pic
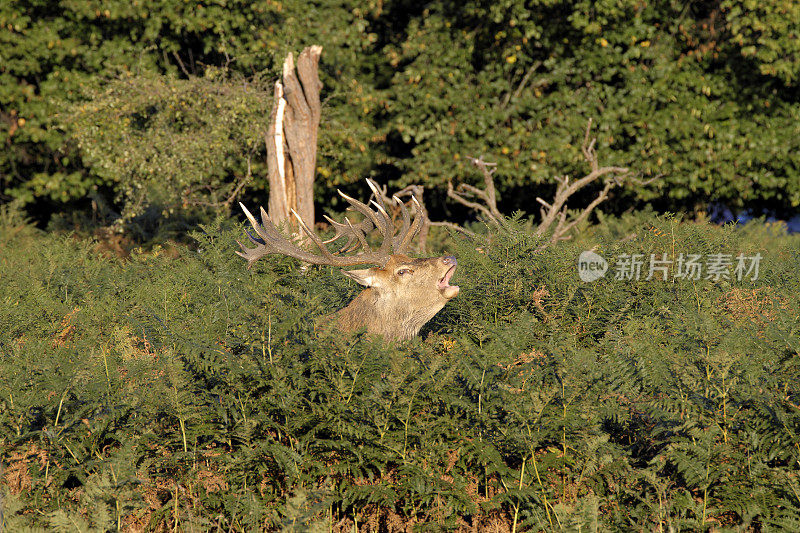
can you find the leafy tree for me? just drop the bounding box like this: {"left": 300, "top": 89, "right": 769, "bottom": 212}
{"left": 2, "top": 0, "right": 800, "bottom": 225}
{"left": 374, "top": 0, "right": 800, "bottom": 215}
{"left": 66, "top": 69, "right": 272, "bottom": 220}
{"left": 723, "top": 0, "right": 800, "bottom": 83}
{"left": 0, "top": 0, "right": 383, "bottom": 217}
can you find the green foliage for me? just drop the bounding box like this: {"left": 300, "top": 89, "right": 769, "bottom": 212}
{"left": 67, "top": 69, "right": 272, "bottom": 220}
{"left": 3, "top": 0, "right": 800, "bottom": 223}
{"left": 376, "top": 0, "right": 800, "bottom": 213}
{"left": 0, "top": 0, "right": 383, "bottom": 211}
{"left": 1, "top": 212, "right": 798, "bottom": 529}
{"left": 723, "top": 0, "right": 800, "bottom": 83}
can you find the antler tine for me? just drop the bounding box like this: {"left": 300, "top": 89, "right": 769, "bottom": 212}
{"left": 236, "top": 203, "right": 285, "bottom": 265}
{"left": 236, "top": 203, "right": 293, "bottom": 265}
{"left": 365, "top": 178, "right": 404, "bottom": 257}
{"left": 321, "top": 215, "right": 372, "bottom": 253}
{"left": 393, "top": 195, "right": 411, "bottom": 248}
{"left": 290, "top": 209, "right": 338, "bottom": 262}
{"left": 236, "top": 202, "right": 391, "bottom": 267}
{"left": 368, "top": 200, "right": 394, "bottom": 258}
{"left": 236, "top": 179, "right": 426, "bottom": 269}
{"left": 395, "top": 195, "right": 425, "bottom": 253}
{"left": 345, "top": 217, "right": 370, "bottom": 253}
{"left": 370, "top": 199, "right": 391, "bottom": 220}
{"left": 337, "top": 187, "right": 396, "bottom": 258}
{"left": 366, "top": 178, "right": 395, "bottom": 214}
{"left": 239, "top": 202, "right": 267, "bottom": 241}
{"left": 337, "top": 189, "right": 384, "bottom": 229}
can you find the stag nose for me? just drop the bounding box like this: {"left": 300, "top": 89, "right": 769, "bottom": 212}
{"left": 442, "top": 255, "right": 457, "bottom": 266}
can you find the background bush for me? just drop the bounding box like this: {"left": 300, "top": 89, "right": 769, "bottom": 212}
{"left": 2, "top": 0, "right": 800, "bottom": 226}
{"left": 1, "top": 206, "right": 798, "bottom": 530}
{"left": 66, "top": 69, "right": 272, "bottom": 221}
{"left": 3, "top": 1, "right": 800, "bottom": 529}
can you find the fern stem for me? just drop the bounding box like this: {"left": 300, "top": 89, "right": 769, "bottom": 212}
{"left": 702, "top": 441, "right": 711, "bottom": 525}
{"left": 721, "top": 372, "right": 728, "bottom": 443}
{"left": 401, "top": 388, "right": 419, "bottom": 462}
{"left": 511, "top": 456, "right": 526, "bottom": 533}
{"left": 530, "top": 450, "right": 553, "bottom": 527}
{"left": 63, "top": 441, "right": 79, "bottom": 463}
{"left": 109, "top": 464, "right": 121, "bottom": 532}
{"left": 344, "top": 352, "right": 367, "bottom": 404}
{"left": 179, "top": 418, "right": 187, "bottom": 453}
{"left": 478, "top": 367, "right": 486, "bottom": 416}
{"left": 54, "top": 388, "right": 67, "bottom": 430}
{"left": 267, "top": 314, "right": 273, "bottom": 364}
{"left": 785, "top": 471, "right": 800, "bottom": 507}
{"left": 172, "top": 383, "right": 188, "bottom": 453}
{"left": 101, "top": 347, "right": 112, "bottom": 395}
{"left": 701, "top": 485, "right": 708, "bottom": 525}
{"left": 173, "top": 485, "right": 179, "bottom": 532}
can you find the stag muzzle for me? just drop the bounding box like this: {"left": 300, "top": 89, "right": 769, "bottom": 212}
{"left": 437, "top": 256, "right": 459, "bottom": 299}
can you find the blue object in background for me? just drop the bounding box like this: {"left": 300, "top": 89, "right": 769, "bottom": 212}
{"left": 708, "top": 204, "right": 800, "bottom": 233}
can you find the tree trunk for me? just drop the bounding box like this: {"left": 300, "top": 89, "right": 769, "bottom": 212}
{"left": 266, "top": 46, "right": 323, "bottom": 233}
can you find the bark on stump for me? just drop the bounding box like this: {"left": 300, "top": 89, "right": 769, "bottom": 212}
{"left": 266, "top": 46, "right": 323, "bottom": 233}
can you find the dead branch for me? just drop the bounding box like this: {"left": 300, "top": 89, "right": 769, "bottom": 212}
{"left": 501, "top": 60, "right": 542, "bottom": 108}
{"left": 446, "top": 156, "right": 504, "bottom": 226}
{"left": 430, "top": 221, "right": 477, "bottom": 238}
{"left": 430, "top": 119, "right": 651, "bottom": 250}
{"left": 171, "top": 51, "right": 191, "bottom": 78}
{"left": 533, "top": 118, "right": 632, "bottom": 249}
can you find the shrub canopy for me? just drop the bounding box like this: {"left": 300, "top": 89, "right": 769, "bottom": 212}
{"left": 2, "top": 0, "right": 799, "bottom": 221}
{"left": 1, "top": 207, "right": 799, "bottom": 529}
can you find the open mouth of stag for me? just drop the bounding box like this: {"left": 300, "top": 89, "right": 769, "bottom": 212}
{"left": 437, "top": 265, "right": 459, "bottom": 297}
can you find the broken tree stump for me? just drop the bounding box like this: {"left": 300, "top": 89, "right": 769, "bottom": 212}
{"left": 266, "top": 45, "right": 323, "bottom": 233}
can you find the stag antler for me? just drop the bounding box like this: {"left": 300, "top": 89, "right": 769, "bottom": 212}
{"left": 236, "top": 179, "right": 424, "bottom": 267}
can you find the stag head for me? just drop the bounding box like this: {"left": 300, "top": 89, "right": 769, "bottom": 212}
{"left": 236, "top": 180, "right": 459, "bottom": 340}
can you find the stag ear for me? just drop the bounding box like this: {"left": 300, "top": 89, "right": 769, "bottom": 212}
{"left": 342, "top": 268, "right": 381, "bottom": 287}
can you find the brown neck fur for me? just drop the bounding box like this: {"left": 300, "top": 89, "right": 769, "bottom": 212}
{"left": 331, "top": 287, "right": 448, "bottom": 341}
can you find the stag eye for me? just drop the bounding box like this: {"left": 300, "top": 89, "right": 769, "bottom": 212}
{"left": 396, "top": 268, "right": 413, "bottom": 276}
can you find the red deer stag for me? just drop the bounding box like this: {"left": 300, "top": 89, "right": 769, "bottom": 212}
{"left": 236, "top": 180, "right": 459, "bottom": 340}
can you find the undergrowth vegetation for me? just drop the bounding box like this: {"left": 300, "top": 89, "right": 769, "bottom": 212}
{"left": 1, "top": 205, "right": 799, "bottom": 531}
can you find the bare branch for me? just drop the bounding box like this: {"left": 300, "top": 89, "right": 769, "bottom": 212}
{"left": 501, "top": 60, "right": 543, "bottom": 108}
{"left": 387, "top": 119, "right": 656, "bottom": 251}
{"left": 544, "top": 180, "right": 614, "bottom": 247}
{"left": 223, "top": 156, "right": 253, "bottom": 208}
{"left": 629, "top": 173, "right": 662, "bottom": 187}
{"left": 533, "top": 118, "right": 642, "bottom": 249}
{"left": 430, "top": 221, "right": 477, "bottom": 238}
{"left": 444, "top": 155, "right": 504, "bottom": 227}
{"left": 171, "top": 51, "right": 191, "bottom": 78}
